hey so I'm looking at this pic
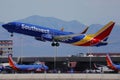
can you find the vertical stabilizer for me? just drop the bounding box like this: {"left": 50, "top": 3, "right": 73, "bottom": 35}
{"left": 106, "top": 54, "right": 117, "bottom": 70}
{"left": 94, "top": 21, "right": 115, "bottom": 41}
{"left": 106, "top": 54, "right": 113, "bottom": 67}
{"left": 8, "top": 54, "right": 18, "bottom": 70}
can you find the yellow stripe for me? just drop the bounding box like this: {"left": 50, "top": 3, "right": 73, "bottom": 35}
{"left": 72, "top": 34, "right": 93, "bottom": 45}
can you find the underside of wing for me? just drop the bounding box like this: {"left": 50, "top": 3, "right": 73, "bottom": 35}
{"left": 53, "top": 34, "right": 83, "bottom": 41}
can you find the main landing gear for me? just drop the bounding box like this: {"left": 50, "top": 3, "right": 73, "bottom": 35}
{"left": 51, "top": 42, "right": 60, "bottom": 47}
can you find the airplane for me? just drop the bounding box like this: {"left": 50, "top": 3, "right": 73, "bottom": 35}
{"left": 2, "top": 21, "right": 115, "bottom": 47}
{"left": 8, "top": 54, "right": 48, "bottom": 73}
{"left": 106, "top": 54, "right": 120, "bottom": 72}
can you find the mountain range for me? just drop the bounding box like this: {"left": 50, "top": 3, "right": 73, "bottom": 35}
{"left": 0, "top": 15, "right": 120, "bottom": 57}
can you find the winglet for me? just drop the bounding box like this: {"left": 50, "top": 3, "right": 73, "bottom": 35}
{"left": 81, "top": 26, "right": 89, "bottom": 34}
{"left": 93, "top": 63, "right": 98, "bottom": 69}
{"left": 60, "top": 27, "right": 64, "bottom": 31}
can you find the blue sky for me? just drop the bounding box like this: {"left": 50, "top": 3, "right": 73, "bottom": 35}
{"left": 0, "top": 0, "right": 120, "bottom": 57}
{"left": 0, "top": 0, "right": 120, "bottom": 25}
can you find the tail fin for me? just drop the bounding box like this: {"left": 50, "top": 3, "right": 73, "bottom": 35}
{"left": 106, "top": 54, "right": 117, "bottom": 70}
{"left": 8, "top": 54, "right": 18, "bottom": 70}
{"left": 94, "top": 21, "right": 115, "bottom": 41}
{"left": 106, "top": 54, "right": 113, "bottom": 67}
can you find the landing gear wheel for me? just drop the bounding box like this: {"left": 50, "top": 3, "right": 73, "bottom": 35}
{"left": 56, "top": 42, "right": 60, "bottom": 47}
{"left": 51, "top": 42, "right": 56, "bottom": 47}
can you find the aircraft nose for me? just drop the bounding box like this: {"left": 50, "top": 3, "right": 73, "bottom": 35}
{"left": 2, "top": 24, "right": 8, "bottom": 29}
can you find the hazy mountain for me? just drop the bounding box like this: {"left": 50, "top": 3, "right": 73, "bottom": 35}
{"left": 16, "top": 15, "right": 85, "bottom": 33}
{"left": 0, "top": 15, "right": 120, "bottom": 57}
{"left": 0, "top": 22, "right": 3, "bottom": 24}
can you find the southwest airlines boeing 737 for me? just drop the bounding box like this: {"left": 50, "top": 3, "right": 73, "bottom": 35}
{"left": 8, "top": 54, "right": 48, "bottom": 73}
{"left": 2, "top": 21, "right": 115, "bottom": 47}
{"left": 106, "top": 54, "right": 120, "bottom": 72}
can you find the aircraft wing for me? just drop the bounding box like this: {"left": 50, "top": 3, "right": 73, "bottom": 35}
{"left": 53, "top": 34, "right": 84, "bottom": 41}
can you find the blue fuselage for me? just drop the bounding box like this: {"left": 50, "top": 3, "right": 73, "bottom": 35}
{"left": 15, "top": 64, "right": 48, "bottom": 71}
{"left": 2, "top": 22, "right": 85, "bottom": 44}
